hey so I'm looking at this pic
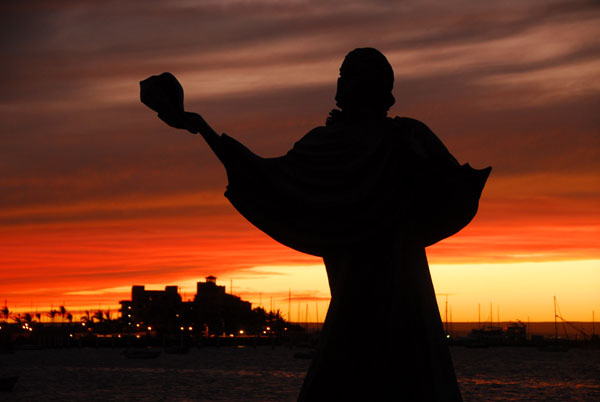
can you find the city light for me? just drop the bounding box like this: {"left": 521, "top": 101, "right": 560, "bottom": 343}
{"left": 239, "top": 330, "right": 244, "bottom": 335}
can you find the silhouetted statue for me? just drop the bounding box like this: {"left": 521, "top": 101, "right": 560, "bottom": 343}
{"left": 141, "top": 48, "right": 490, "bottom": 401}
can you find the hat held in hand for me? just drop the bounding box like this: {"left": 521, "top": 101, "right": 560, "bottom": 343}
{"left": 140, "top": 72, "right": 185, "bottom": 126}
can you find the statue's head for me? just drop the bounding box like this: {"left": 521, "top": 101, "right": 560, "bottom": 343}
{"left": 335, "top": 48, "right": 395, "bottom": 116}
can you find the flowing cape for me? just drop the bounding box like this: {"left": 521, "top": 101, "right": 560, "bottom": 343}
{"left": 218, "top": 117, "right": 490, "bottom": 257}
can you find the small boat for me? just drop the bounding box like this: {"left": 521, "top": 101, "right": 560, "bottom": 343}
{"left": 539, "top": 296, "right": 569, "bottom": 353}
{"left": 0, "top": 376, "right": 18, "bottom": 392}
{"left": 122, "top": 349, "right": 161, "bottom": 359}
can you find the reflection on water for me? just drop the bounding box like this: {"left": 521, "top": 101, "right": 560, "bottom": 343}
{"left": 453, "top": 346, "right": 600, "bottom": 401}
{"left": 1, "top": 347, "right": 308, "bottom": 402}
{"left": 1, "top": 346, "right": 599, "bottom": 401}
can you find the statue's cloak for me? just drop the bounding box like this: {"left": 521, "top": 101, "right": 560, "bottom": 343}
{"left": 219, "top": 117, "right": 490, "bottom": 257}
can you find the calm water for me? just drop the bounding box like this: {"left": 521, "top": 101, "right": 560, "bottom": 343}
{"left": 1, "top": 346, "right": 599, "bottom": 401}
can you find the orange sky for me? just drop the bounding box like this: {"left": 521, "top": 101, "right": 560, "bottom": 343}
{"left": 1, "top": 0, "right": 599, "bottom": 322}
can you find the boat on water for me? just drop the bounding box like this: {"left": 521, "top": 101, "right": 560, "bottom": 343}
{"left": 539, "top": 296, "right": 570, "bottom": 352}
{"left": 0, "top": 376, "right": 18, "bottom": 392}
{"left": 465, "top": 322, "right": 527, "bottom": 347}
{"left": 122, "top": 349, "right": 161, "bottom": 359}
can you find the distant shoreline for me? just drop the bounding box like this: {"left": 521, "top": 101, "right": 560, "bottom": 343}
{"left": 294, "top": 321, "right": 597, "bottom": 337}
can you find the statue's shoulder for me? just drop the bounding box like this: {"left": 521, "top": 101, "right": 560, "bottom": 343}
{"left": 390, "top": 116, "right": 432, "bottom": 133}
{"left": 311, "top": 122, "right": 346, "bottom": 135}
{"left": 294, "top": 124, "right": 344, "bottom": 147}
{"left": 390, "top": 116, "right": 445, "bottom": 144}
{"left": 392, "top": 117, "right": 458, "bottom": 164}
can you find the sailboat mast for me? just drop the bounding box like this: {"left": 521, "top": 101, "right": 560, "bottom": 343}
{"left": 554, "top": 296, "right": 558, "bottom": 339}
{"left": 305, "top": 304, "right": 309, "bottom": 329}
{"left": 445, "top": 296, "right": 448, "bottom": 334}
{"left": 497, "top": 305, "right": 500, "bottom": 327}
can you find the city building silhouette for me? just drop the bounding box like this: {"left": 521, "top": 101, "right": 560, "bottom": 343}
{"left": 119, "top": 276, "right": 254, "bottom": 336}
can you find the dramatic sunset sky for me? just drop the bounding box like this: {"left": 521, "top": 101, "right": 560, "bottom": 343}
{"left": 1, "top": 0, "right": 598, "bottom": 323}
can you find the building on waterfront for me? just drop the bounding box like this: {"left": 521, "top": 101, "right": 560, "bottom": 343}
{"left": 119, "top": 276, "right": 254, "bottom": 335}
{"left": 119, "top": 285, "right": 182, "bottom": 332}
{"left": 193, "top": 275, "right": 253, "bottom": 335}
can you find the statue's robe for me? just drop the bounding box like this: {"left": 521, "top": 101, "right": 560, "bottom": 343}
{"left": 217, "top": 117, "right": 490, "bottom": 401}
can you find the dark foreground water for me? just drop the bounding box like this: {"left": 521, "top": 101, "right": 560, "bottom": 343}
{"left": 1, "top": 346, "right": 599, "bottom": 401}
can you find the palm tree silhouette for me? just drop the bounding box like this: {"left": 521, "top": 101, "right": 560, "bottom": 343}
{"left": 47, "top": 307, "right": 58, "bottom": 322}
{"left": 1, "top": 301, "right": 9, "bottom": 322}
{"left": 81, "top": 310, "right": 91, "bottom": 324}
{"left": 12, "top": 313, "right": 22, "bottom": 324}
{"left": 59, "top": 305, "right": 67, "bottom": 322}
{"left": 23, "top": 313, "right": 33, "bottom": 324}
{"left": 93, "top": 310, "right": 104, "bottom": 323}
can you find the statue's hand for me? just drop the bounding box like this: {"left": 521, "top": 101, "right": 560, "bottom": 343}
{"left": 140, "top": 72, "right": 194, "bottom": 131}
{"left": 159, "top": 111, "right": 202, "bottom": 134}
